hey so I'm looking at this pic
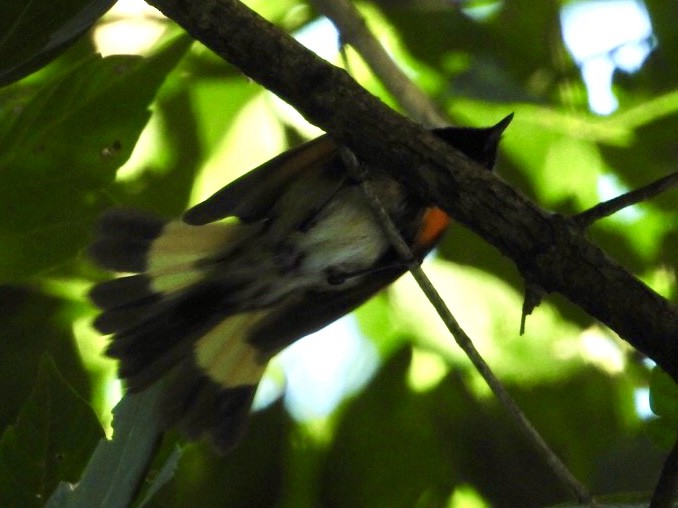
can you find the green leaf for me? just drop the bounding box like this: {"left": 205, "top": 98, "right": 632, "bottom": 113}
{"left": 647, "top": 366, "right": 678, "bottom": 450}
{"left": 0, "top": 286, "right": 92, "bottom": 432}
{"left": 649, "top": 366, "right": 678, "bottom": 420}
{"left": 47, "top": 384, "right": 166, "bottom": 508}
{"left": 0, "top": 0, "right": 115, "bottom": 86}
{"left": 0, "top": 33, "right": 192, "bottom": 282}
{"left": 136, "top": 446, "right": 182, "bottom": 507}
{"left": 645, "top": 417, "right": 677, "bottom": 451}
{"left": 320, "top": 348, "right": 457, "bottom": 508}
{"left": 0, "top": 354, "right": 104, "bottom": 508}
{"left": 148, "top": 401, "right": 292, "bottom": 507}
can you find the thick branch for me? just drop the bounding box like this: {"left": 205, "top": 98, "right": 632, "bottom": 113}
{"left": 144, "top": 0, "right": 678, "bottom": 381}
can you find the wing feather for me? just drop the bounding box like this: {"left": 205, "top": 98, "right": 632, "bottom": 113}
{"left": 183, "top": 136, "right": 338, "bottom": 225}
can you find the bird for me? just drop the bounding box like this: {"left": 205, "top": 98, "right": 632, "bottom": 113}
{"left": 88, "top": 114, "right": 512, "bottom": 453}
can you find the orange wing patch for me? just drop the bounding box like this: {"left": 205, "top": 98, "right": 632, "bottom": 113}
{"left": 415, "top": 207, "right": 450, "bottom": 249}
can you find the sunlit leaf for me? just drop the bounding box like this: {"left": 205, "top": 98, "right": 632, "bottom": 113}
{"left": 388, "top": 260, "right": 587, "bottom": 384}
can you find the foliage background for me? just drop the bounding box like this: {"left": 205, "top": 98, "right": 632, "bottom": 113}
{"left": 0, "top": 0, "right": 677, "bottom": 506}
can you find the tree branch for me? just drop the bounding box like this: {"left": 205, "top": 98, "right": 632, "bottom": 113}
{"left": 328, "top": 11, "right": 591, "bottom": 499}
{"left": 339, "top": 147, "right": 592, "bottom": 503}
{"left": 142, "top": 0, "right": 678, "bottom": 382}
{"left": 574, "top": 171, "right": 678, "bottom": 227}
{"left": 310, "top": 0, "right": 446, "bottom": 126}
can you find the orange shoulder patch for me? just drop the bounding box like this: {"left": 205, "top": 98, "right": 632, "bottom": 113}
{"left": 415, "top": 207, "right": 450, "bottom": 249}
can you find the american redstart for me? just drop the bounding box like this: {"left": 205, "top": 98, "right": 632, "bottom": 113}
{"left": 89, "top": 115, "right": 512, "bottom": 452}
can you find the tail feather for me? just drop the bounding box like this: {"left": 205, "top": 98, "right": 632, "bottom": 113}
{"left": 163, "top": 360, "right": 258, "bottom": 451}
{"left": 89, "top": 238, "right": 153, "bottom": 273}
{"left": 93, "top": 297, "right": 160, "bottom": 334}
{"left": 122, "top": 340, "right": 192, "bottom": 391}
{"left": 89, "top": 209, "right": 165, "bottom": 272}
{"left": 89, "top": 208, "right": 270, "bottom": 452}
{"left": 89, "top": 209, "right": 249, "bottom": 337}
{"left": 89, "top": 275, "right": 157, "bottom": 310}
{"left": 193, "top": 312, "right": 268, "bottom": 387}
{"left": 106, "top": 283, "right": 234, "bottom": 383}
{"left": 95, "top": 208, "right": 166, "bottom": 241}
{"left": 118, "top": 311, "right": 266, "bottom": 453}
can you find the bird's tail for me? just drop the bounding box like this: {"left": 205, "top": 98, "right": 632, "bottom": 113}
{"left": 88, "top": 208, "right": 269, "bottom": 452}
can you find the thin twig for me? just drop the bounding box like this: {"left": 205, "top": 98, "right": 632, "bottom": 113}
{"left": 310, "top": 0, "right": 446, "bottom": 127}
{"left": 320, "top": 10, "right": 591, "bottom": 497}
{"left": 338, "top": 148, "right": 594, "bottom": 505}
{"left": 574, "top": 171, "right": 678, "bottom": 228}
{"left": 317, "top": 7, "right": 590, "bottom": 499}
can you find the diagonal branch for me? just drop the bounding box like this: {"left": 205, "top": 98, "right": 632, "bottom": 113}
{"left": 339, "top": 148, "right": 592, "bottom": 503}
{"left": 324, "top": 8, "right": 590, "bottom": 492}
{"left": 142, "top": 0, "right": 678, "bottom": 384}
{"left": 309, "top": 0, "right": 446, "bottom": 126}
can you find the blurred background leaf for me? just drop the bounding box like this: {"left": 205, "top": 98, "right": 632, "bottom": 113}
{"left": 0, "top": 354, "right": 103, "bottom": 508}
{"left": 0, "top": 33, "right": 191, "bottom": 282}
